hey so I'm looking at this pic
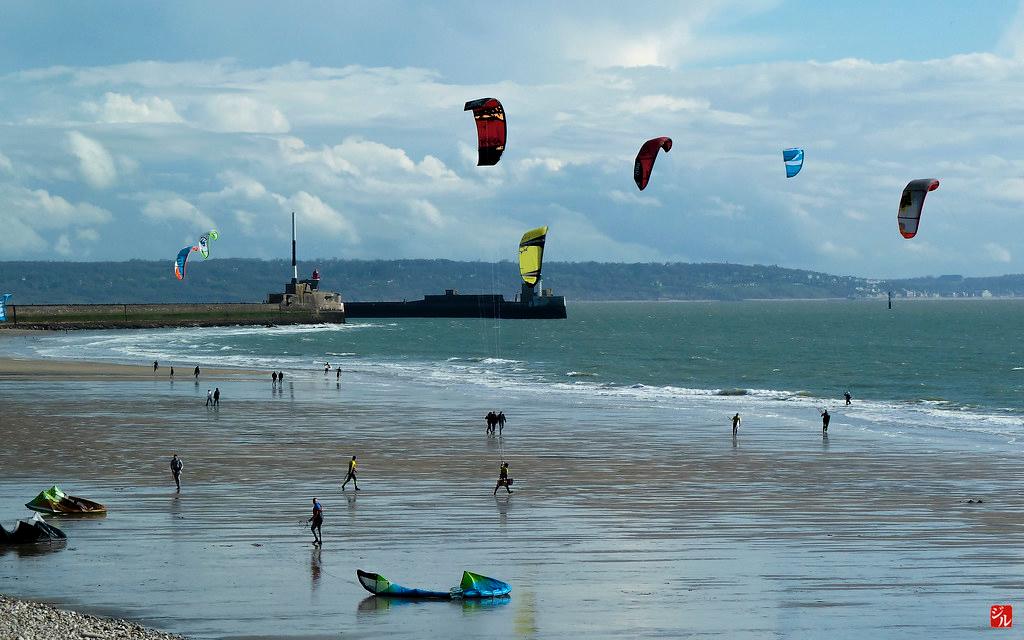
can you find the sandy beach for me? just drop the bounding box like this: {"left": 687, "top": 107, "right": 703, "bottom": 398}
{"left": 1, "top": 354, "right": 1022, "bottom": 639}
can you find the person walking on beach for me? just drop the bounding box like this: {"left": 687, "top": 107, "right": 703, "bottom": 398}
{"left": 336, "top": 368, "right": 341, "bottom": 381}
{"left": 170, "top": 454, "right": 183, "bottom": 491}
{"left": 213, "top": 387, "right": 220, "bottom": 407}
{"left": 732, "top": 413, "right": 741, "bottom": 436}
{"left": 206, "top": 389, "right": 213, "bottom": 407}
{"left": 194, "top": 365, "right": 201, "bottom": 381}
{"left": 493, "top": 461, "right": 512, "bottom": 495}
{"left": 272, "top": 371, "right": 278, "bottom": 384}
{"left": 497, "top": 411, "right": 506, "bottom": 435}
{"left": 485, "top": 411, "right": 496, "bottom": 434}
{"left": 341, "top": 456, "right": 359, "bottom": 491}
{"left": 278, "top": 371, "right": 284, "bottom": 382}
{"left": 844, "top": 391, "right": 852, "bottom": 406}
{"left": 169, "top": 366, "right": 174, "bottom": 379}
{"left": 821, "top": 409, "right": 831, "bottom": 435}
{"left": 153, "top": 360, "right": 159, "bottom": 373}
{"left": 324, "top": 362, "right": 331, "bottom": 375}
{"left": 308, "top": 498, "right": 323, "bottom": 546}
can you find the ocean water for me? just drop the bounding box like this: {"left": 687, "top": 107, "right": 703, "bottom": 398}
{"left": 7, "top": 299, "right": 1024, "bottom": 448}
{"left": 3, "top": 299, "right": 1024, "bottom": 639}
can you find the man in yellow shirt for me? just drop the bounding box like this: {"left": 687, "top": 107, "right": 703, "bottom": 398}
{"left": 342, "top": 456, "right": 360, "bottom": 491}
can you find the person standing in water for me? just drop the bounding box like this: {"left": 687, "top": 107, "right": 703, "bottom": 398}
{"left": 170, "top": 454, "right": 183, "bottom": 491}
{"left": 213, "top": 387, "right": 221, "bottom": 407}
{"left": 493, "top": 461, "right": 512, "bottom": 495}
{"left": 308, "top": 498, "right": 323, "bottom": 546}
{"left": 844, "top": 391, "right": 852, "bottom": 406}
{"left": 732, "top": 413, "right": 741, "bottom": 436}
{"left": 324, "top": 362, "right": 331, "bottom": 375}
{"left": 205, "top": 389, "right": 213, "bottom": 407}
{"left": 497, "top": 411, "right": 506, "bottom": 435}
{"left": 169, "top": 366, "right": 174, "bottom": 379}
{"left": 341, "top": 456, "right": 359, "bottom": 491}
{"left": 194, "top": 365, "right": 201, "bottom": 381}
{"left": 336, "top": 368, "right": 341, "bottom": 381}
{"left": 821, "top": 409, "right": 831, "bottom": 435}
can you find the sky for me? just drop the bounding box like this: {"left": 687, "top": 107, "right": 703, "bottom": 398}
{"left": 0, "top": 0, "right": 1023, "bottom": 277}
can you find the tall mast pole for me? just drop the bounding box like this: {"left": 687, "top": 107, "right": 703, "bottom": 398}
{"left": 291, "top": 211, "right": 298, "bottom": 284}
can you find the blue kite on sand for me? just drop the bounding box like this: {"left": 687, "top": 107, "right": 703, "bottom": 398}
{"left": 357, "top": 570, "right": 511, "bottom": 599}
{"left": 0, "top": 293, "right": 11, "bottom": 322}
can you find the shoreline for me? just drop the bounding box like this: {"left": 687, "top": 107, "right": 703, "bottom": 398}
{"left": 0, "top": 356, "right": 260, "bottom": 380}
{"left": 0, "top": 594, "right": 188, "bottom": 639}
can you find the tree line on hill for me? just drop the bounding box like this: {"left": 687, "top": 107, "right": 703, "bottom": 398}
{"left": 0, "top": 259, "right": 1021, "bottom": 304}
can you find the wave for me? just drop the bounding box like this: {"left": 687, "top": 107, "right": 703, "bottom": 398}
{"left": 565, "top": 371, "right": 598, "bottom": 377}
{"left": 715, "top": 388, "right": 748, "bottom": 396}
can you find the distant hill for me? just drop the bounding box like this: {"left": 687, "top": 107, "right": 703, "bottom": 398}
{"left": 0, "top": 259, "right": 1021, "bottom": 304}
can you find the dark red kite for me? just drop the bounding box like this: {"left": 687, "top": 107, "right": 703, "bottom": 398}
{"left": 633, "top": 137, "right": 672, "bottom": 191}
{"left": 464, "top": 98, "right": 506, "bottom": 166}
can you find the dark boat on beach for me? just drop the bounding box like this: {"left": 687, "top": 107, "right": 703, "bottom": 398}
{"left": 0, "top": 514, "right": 67, "bottom": 545}
{"left": 344, "top": 226, "right": 566, "bottom": 319}
{"left": 25, "top": 486, "right": 107, "bottom": 515}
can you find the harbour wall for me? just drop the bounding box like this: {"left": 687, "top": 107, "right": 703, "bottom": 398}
{"left": 0, "top": 303, "right": 345, "bottom": 330}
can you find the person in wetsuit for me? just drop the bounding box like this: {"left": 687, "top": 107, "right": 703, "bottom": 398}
{"left": 341, "top": 456, "right": 359, "bottom": 491}
{"left": 170, "top": 454, "right": 183, "bottom": 491}
{"left": 732, "top": 413, "right": 741, "bottom": 436}
{"left": 308, "top": 498, "right": 323, "bottom": 545}
{"left": 821, "top": 409, "right": 831, "bottom": 434}
{"left": 493, "top": 461, "right": 512, "bottom": 495}
{"left": 844, "top": 391, "right": 852, "bottom": 406}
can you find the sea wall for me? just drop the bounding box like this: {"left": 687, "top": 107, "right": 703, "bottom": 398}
{"left": 0, "top": 303, "right": 344, "bottom": 330}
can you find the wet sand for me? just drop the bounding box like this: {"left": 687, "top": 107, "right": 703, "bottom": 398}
{"left": 0, "top": 360, "right": 1022, "bottom": 638}
{"left": 0, "top": 356, "right": 256, "bottom": 380}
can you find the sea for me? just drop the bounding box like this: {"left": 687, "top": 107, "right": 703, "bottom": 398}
{"left": 1, "top": 299, "right": 1023, "bottom": 639}
{"left": 6, "top": 299, "right": 1024, "bottom": 449}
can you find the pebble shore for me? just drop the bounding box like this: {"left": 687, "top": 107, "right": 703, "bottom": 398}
{"left": 0, "top": 595, "right": 188, "bottom": 640}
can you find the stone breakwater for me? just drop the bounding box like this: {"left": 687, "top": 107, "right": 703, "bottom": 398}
{"left": 0, "top": 595, "right": 189, "bottom": 640}
{"left": 0, "top": 302, "right": 344, "bottom": 330}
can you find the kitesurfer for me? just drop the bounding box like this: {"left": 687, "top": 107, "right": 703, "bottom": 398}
{"left": 493, "top": 461, "right": 512, "bottom": 495}
{"left": 205, "top": 389, "right": 213, "bottom": 407}
{"left": 497, "top": 411, "right": 506, "bottom": 434}
{"left": 342, "top": 456, "right": 359, "bottom": 491}
{"left": 821, "top": 409, "right": 831, "bottom": 434}
{"left": 844, "top": 391, "right": 852, "bottom": 406}
{"left": 732, "top": 413, "right": 741, "bottom": 435}
{"left": 213, "top": 387, "right": 221, "bottom": 407}
{"left": 170, "top": 454, "right": 183, "bottom": 491}
{"left": 308, "top": 498, "right": 323, "bottom": 546}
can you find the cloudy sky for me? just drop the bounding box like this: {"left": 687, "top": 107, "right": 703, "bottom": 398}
{"left": 1, "top": 1, "right": 1022, "bottom": 277}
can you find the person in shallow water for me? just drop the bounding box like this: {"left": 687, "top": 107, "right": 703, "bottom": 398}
{"left": 170, "top": 454, "right": 183, "bottom": 491}
{"left": 341, "top": 456, "right": 359, "bottom": 490}
{"left": 205, "top": 389, "right": 213, "bottom": 407}
{"left": 497, "top": 411, "right": 506, "bottom": 434}
{"left": 732, "top": 413, "right": 741, "bottom": 435}
{"left": 213, "top": 387, "right": 221, "bottom": 407}
{"left": 485, "top": 411, "right": 496, "bottom": 434}
{"left": 308, "top": 498, "right": 323, "bottom": 545}
{"left": 844, "top": 391, "right": 852, "bottom": 405}
{"left": 821, "top": 409, "right": 831, "bottom": 434}
{"left": 194, "top": 365, "right": 200, "bottom": 380}
{"left": 493, "top": 461, "right": 513, "bottom": 495}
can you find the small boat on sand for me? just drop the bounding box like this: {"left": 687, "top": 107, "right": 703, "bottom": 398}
{"left": 25, "top": 485, "right": 106, "bottom": 515}
{"left": 0, "top": 513, "right": 67, "bottom": 545}
{"left": 356, "top": 570, "right": 511, "bottom": 599}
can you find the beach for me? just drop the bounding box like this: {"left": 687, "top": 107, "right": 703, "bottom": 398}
{"left": 1, "top": 331, "right": 1022, "bottom": 638}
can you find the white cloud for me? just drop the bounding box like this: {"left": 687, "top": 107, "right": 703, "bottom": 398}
{"left": 85, "top": 92, "right": 184, "bottom": 124}
{"left": 198, "top": 95, "right": 290, "bottom": 133}
{"left": 67, "top": 131, "right": 117, "bottom": 188}
{"left": 408, "top": 199, "right": 445, "bottom": 228}
{"left": 54, "top": 234, "right": 73, "bottom": 256}
{"left": 0, "top": 186, "right": 112, "bottom": 257}
{"left": 288, "top": 191, "right": 357, "bottom": 241}
{"left": 0, "top": 150, "right": 12, "bottom": 172}
{"left": 985, "top": 242, "right": 1012, "bottom": 263}
{"left": 142, "top": 196, "right": 216, "bottom": 229}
